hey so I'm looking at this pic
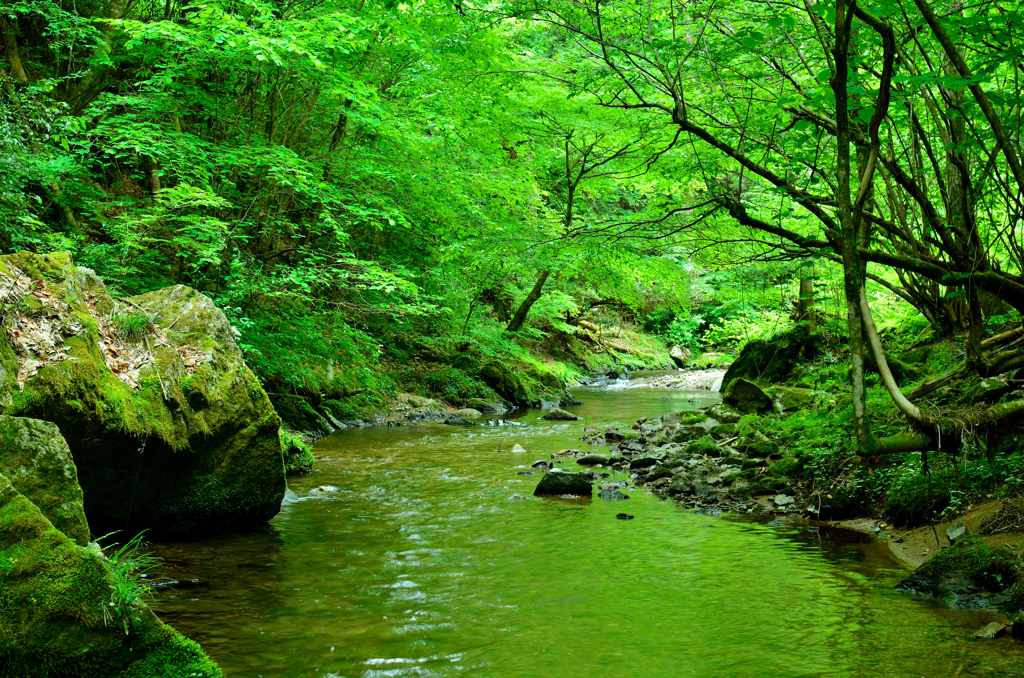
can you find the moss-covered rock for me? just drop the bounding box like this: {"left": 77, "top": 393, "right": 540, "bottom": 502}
{"left": 0, "top": 252, "right": 285, "bottom": 538}
{"left": 770, "top": 386, "right": 817, "bottom": 413}
{"left": 0, "top": 416, "right": 89, "bottom": 546}
{"left": 0, "top": 473, "right": 222, "bottom": 677}
{"left": 721, "top": 323, "right": 816, "bottom": 385}
{"left": 684, "top": 436, "right": 719, "bottom": 457}
{"left": 722, "top": 378, "right": 772, "bottom": 414}
{"left": 897, "top": 536, "right": 1021, "bottom": 609}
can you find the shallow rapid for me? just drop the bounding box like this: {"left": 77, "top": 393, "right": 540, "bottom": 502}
{"left": 149, "top": 378, "right": 1024, "bottom": 677}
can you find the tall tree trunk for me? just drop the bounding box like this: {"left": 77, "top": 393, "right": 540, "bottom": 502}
{"left": 831, "top": 0, "right": 872, "bottom": 451}
{"left": 797, "top": 277, "right": 815, "bottom": 328}
{"left": 506, "top": 270, "right": 550, "bottom": 333}
{"left": 63, "top": 0, "right": 130, "bottom": 113}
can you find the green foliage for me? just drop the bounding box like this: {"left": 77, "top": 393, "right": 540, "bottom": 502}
{"left": 279, "top": 429, "right": 314, "bottom": 476}
{"left": 111, "top": 311, "right": 154, "bottom": 342}
{"left": 98, "top": 531, "right": 160, "bottom": 635}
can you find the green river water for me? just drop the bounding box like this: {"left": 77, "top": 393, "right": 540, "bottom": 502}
{"left": 149, "top": 380, "right": 1024, "bottom": 677}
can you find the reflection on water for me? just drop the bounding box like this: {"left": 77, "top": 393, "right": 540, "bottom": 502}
{"left": 149, "top": 385, "right": 1024, "bottom": 677}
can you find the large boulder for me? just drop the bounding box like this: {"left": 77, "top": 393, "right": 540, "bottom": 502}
{"left": 0, "top": 473, "right": 222, "bottom": 677}
{"left": 0, "top": 252, "right": 284, "bottom": 539}
{"left": 669, "top": 345, "right": 692, "bottom": 368}
{"left": 533, "top": 469, "right": 592, "bottom": 496}
{"left": 722, "top": 378, "right": 773, "bottom": 413}
{"left": 0, "top": 416, "right": 89, "bottom": 546}
{"left": 721, "top": 323, "right": 815, "bottom": 385}
{"left": 770, "top": 386, "right": 817, "bottom": 413}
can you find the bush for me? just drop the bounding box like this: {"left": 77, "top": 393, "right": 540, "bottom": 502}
{"left": 886, "top": 471, "right": 951, "bottom": 526}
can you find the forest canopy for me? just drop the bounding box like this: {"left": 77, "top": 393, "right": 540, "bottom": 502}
{"left": 3, "top": 0, "right": 1024, "bottom": 448}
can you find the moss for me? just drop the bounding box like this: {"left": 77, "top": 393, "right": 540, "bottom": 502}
{"left": 678, "top": 414, "right": 709, "bottom": 426}
{"left": 0, "top": 253, "right": 285, "bottom": 539}
{"left": 710, "top": 423, "right": 737, "bottom": 436}
{"left": 769, "top": 456, "right": 803, "bottom": 478}
{"left": 645, "top": 465, "right": 674, "bottom": 481}
{"left": 741, "top": 458, "right": 766, "bottom": 471}
{"left": 748, "top": 476, "right": 790, "bottom": 494}
{"left": 0, "top": 473, "right": 222, "bottom": 677}
{"left": 280, "top": 429, "right": 314, "bottom": 476}
{"left": 0, "top": 416, "right": 89, "bottom": 546}
{"left": 684, "top": 436, "right": 718, "bottom": 456}
{"left": 911, "top": 536, "right": 1020, "bottom": 596}
{"left": 747, "top": 441, "right": 781, "bottom": 459}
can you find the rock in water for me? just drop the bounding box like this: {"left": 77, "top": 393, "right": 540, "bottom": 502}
{"left": 774, "top": 494, "right": 794, "bottom": 507}
{"left": 533, "top": 469, "right": 592, "bottom": 496}
{"left": 511, "top": 444, "right": 527, "bottom": 453}
{"left": 599, "top": 488, "right": 630, "bottom": 501}
{"left": 0, "top": 252, "right": 284, "bottom": 539}
{"left": 444, "top": 415, "right": 473, "bottom": 426}
{"left": 616, "top": 513, "right": 635, "bottom": 520}
{"left": 0, "top": 472, "right": 223, "bottom": 677}
{"left": 947, "top": 520, "right": 969, "bottom": 544}
{"left": 577, "top": 454, "right": 610, "bottom": 466}
{"left": 972, "top": 622, "right": 1006, "bottom": 639}
{"left": 0, "top": 416, "right": 89, "bottom": 545}
{"left": 669, "top": 344, "right": 692, "bottom": 368}
{"left": 454, "top": 408, "right": 482, "bottom": 419}
{"left": 542, "top": 407, "right": 581, "bottom": 421}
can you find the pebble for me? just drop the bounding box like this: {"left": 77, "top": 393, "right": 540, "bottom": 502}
{"left": 616, "top": 513, "right": 635, "bottom": 520}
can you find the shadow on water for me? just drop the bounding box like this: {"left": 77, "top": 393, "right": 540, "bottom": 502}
{"left": 147, "top": 382, "right": 1024, "bottom": 677}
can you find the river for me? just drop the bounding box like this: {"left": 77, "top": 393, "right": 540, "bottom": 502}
{"left": 148, "top": 378, "right": 1024, "bottom": 677}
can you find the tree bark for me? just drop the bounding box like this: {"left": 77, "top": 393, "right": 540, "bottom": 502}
{"left": 0, "top": 15, "right": 28, "bottom": 84}
{"left": 506, "top": 270, "right": 550, "bottom": 333}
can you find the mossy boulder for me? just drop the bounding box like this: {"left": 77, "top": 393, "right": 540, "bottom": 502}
{"left": 721, "top": 323, "right": 816, "bottom": 385}
{"left": 722, "top": 378, "right": 772, "bottom": 414}
{"left": 0, "top": 473, "right": 222, "bottom": 677}
{"left": 770, "top": 386, "right": 817, "bottom": 413}
{"left": 0, "top": 416, "right": 89, "bottom": 546}
{"left": 479, "top": 362, "right": 533, "bottom": 406}
{"left": 0, "top": 252, "right": 285, "bottom": 539}
{"left": 897, "top": 536, "right": 1022, "bottom": 609}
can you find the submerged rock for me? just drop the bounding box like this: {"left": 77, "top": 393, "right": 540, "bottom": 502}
{"left": 533, "top": 469, "right": 592, "bottom": 496}
{"left": 0, "top": 416, "right": 89, "bottom": 545}
{"left": 577, "top": 454, "right": 609, "bottom": 466}
{"left": 444, "top": 415, "right": 473, "bottom": 426}
{"left": 0, "top": 253, "right": 285, "bottom": 539}
{"left": 972, "top": 622, "right": 1006, "bottom": 639}
{"left": 0, "top": 472, "right": 222, "bottom": 677}
{"left": 454, "top": 408, "right": 482, "bottom": 419}
{"left": 615, "top": 513, "right": 635, "bottom": 520}
{"left": 599, "top": 488, "right": 630, "bottom": 501}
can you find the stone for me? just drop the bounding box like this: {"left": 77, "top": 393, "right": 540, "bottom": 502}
{"left": 280, "top": 430, "right": 314, "bottom": 476}
{"left": 533, "top": 469, "right": 592, "bottom": 496}
{"left": 947, "top": 520, "right": 969, "bottom": 544}
{"left": 668, "top": 473, "right": 694, "bottom": 495}
{"left": 599, "top": 488, "right": 630, "bottom": 501}
{"left": 454, "top": 408, "right": 482, "bottom": 419}
{"left": 542, "top": 407, "right": 580, "bottom": 421}
{"left": 705, "top": 403, "right": 742, "bottom": 424}
{"left": 466, "top": 398, "right": 507, "bottom": 414}
{"left": 721, "top": 323, "right": 816, "bottom": 385}
{"left": 577, "top": 454, "right": 610, "bottom": 466}
{"left": 615, "top": 513, "right": 634, "bottom": 520}
{"left": 0, "top": 472, "right": 223, "bottom": 677}
{"left": 0, "top": 253, "right": 285, "bottom": 539}
{"left": 722, "top": 378, "right": 773, "bottom": 414}
{"left": 629, "top": 457, "right": 659, "bottom": 469}
{"left": 774, "top": 494, "right": 795, "bottom": 506}
{"left": 669, "top": 345, "right": 692, "bottom": 368}
{"left": 444, "top": 415, "right": 473, "bottom": 426}
{"left": 972, "top": 622, "right": 1006, "bottom": 640}
{"left": 530, "top": 460, "right": 550, "bottom": 469}
{"left": 0, "top": 416, "right": 89, "bottom": 546}
{"left": 511, "top": 444, "right": 527, "bottom": 453}
{"left": 897, "top": 536, "right": 1019, "bottom": 608}
{"left": 645, "top": 466, "right": 674, "bottom": 481}
{"left": 770, "top": 386, "right": 816, "bottom": 413}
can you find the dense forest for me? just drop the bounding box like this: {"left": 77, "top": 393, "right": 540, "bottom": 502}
{"left": 6, "top": 0, "right": 1024, "bottom": 672}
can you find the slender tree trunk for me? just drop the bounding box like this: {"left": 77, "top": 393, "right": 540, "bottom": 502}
{"left": 506, "top": 270, "right": 550, "bottom": 333}
{"left": 831, "top": 0, "right": 872, "bottom": 451}
{"left": 63, "top": 0, "right": 130, "bottom": 113}
{"left": 797, "top": 276, "right": 815, "bottom": 328}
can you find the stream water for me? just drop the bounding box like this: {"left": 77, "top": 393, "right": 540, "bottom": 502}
{"left": 149, "top": 377, "right": 1024, "bottom": 677}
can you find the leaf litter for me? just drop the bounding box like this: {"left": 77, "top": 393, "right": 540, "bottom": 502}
{"left": 1, "top": 263, "right": 209, "bottom": 390}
